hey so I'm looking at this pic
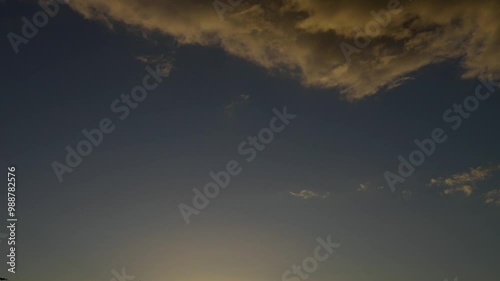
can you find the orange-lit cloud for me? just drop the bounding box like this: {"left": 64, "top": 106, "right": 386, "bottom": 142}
{"left": 68, "top": 0, "right": 500, "bottom": 99}
{"left": 485, "top": 189, "right": 500, "bottom": 205}
{"left": 429, "top": 165, "right": 500, "bottom": 196}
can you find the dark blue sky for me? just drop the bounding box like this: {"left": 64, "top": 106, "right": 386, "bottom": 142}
{"left": 1, "top": 1, "right": 500, "bottom": 281}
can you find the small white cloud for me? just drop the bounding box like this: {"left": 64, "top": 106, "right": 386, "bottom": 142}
{"left": 289, "top": 189, "right": 330, "bottom": 200}
{"left": 357, "top": 183, "right": 368, "bottom": 192}
{"left": 401, "top": 190, "right": 412, "bottom": 201}
{"left": 484, "top": 189, "right": 500, "bottom": 205}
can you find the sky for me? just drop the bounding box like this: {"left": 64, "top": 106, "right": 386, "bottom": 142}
{"left": 1, "top": 0, "right": 500, "bottom": 281}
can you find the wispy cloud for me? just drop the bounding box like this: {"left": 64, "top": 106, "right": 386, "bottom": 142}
{"left": 401, "top": 190, "right": 412, "bottom": 201}
{"left": 485, "top": 189, "right": 500, "bottom": 205}
{"left": 225, "top": 94, "right": 250, "bottom": 117}
{"left": 136, "top": 54, "right": 174, "bottom": 76}
{"left": 430, "top": 165, "right": 500, "bottom": 186}
{"left": 429, "top": 165, "right": 500, "bottom": 196}
{"left": 443, "top": 185, "right": 474, "bottom": 197}
{"left": 357, "top": 183, "right": 369, "bottom": 192}
{"left": 289, "top": 189, "right": 330, "bottom": 200}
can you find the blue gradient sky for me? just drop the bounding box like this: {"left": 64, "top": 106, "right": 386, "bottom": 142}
{"left": 1, "top": 1, "right": 500, "bottom": 281}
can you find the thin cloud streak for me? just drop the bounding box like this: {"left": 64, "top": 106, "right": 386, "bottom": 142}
{"left": 289, "top": 189, "right": 330, "bottom": 200}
